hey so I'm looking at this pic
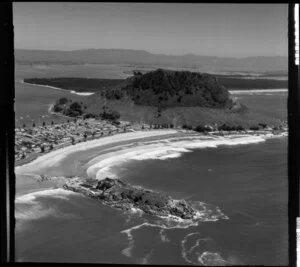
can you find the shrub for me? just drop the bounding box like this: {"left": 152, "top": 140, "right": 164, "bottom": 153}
{"left": 195, "top": 125, "right": 208, "bottom": 133}
{"left": 84, "top": 113, "right": 97, "bottom": 119}
{"left": 182, "top": 124, "right": 193, "bottom": 130}
{"left": 99, "top": 109, "right": 120, "bottom": 122}
{"left": 53, "top": 104, "right": 63, "bottom": 112}
{"left": 249, "top": 126, "right": 259, "bottom": 131}
{"left": 58, "top": 97, "right": 68, "bottom": 105}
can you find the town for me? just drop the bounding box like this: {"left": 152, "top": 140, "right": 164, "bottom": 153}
{"left": 15, "top": 118, "right": 142, "bottom": 164}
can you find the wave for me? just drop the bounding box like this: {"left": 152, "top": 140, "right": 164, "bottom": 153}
{"left": 15, "top": 188, "right": 78, "bottom": 222}
{"left": 86, "top": 134, "right": 268, "bottom": 180}
{"left": 16, "top": 188, "right": 77, "bottom": 205}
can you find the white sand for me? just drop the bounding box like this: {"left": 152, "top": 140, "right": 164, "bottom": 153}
{"left": 229, "top": 89, "right": 287, "bottom": 94}
{"left": 15, "top": 129, "right": 178, "bottom": 174}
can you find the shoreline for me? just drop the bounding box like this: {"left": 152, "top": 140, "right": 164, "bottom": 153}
{"left": 20, "top": 80, "right": 95, "bottom": 96}
{"left": 21, "top": 79, "right": 287, "bottom": 96}
{"left": 15, "top": 129, "right": 287, "bottom": 199}
{"left": 16, "top": 128, "right": 287, "bottom": 173}
{"left": 229, "top": 88, "right": 287, "bottom": 94}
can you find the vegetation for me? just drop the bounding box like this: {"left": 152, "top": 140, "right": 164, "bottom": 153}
{"left": 122, "top": 69, "right": 233, "bottom": 108}
{"left": 99, "top": 108, "right": 120, "bottom": 122}
{"left": 218, "top": 124, "right": 245, "bottom": 131}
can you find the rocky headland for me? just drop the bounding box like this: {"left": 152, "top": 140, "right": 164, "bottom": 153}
{"left": 63, "top": 177, "right": 197, "bottom": 219}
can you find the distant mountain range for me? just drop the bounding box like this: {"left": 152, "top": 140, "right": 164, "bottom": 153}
{"left": 15, "top": 49, "right": 288, "bottom": 73}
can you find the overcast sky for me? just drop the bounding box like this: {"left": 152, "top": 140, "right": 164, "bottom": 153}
{"left": 13, "top": 3, "right": 288, "bottom": 58}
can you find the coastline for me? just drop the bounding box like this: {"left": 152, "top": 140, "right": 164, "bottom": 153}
{"left": 16, "top": 128, "right": 287, "bottom": 178}
{"left": 15, "top": 129, "right": 180, "bottom": 172}
{"left": 20, "top": 80, "right": 95, "bottom": 96}
{"left": 229, "top": 88, "right": 287, "bottom": 94}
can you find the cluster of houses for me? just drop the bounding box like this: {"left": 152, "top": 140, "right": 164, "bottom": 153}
{"left": 14, "top": 118, "right": 142, "bottom": 162}
{"left": 14, "top": 117, "right": 288, "bottom": 162}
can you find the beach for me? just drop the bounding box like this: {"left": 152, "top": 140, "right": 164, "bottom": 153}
{"left": 15, "top": 128, "right": 287, "bottom": 197}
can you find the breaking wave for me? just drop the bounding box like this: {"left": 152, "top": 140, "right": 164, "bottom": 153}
{"left": 15, "top": 188, "right": 78, "bottom": 226}
{"left": 86, "top": 134, "right": 269, "bottom": 180}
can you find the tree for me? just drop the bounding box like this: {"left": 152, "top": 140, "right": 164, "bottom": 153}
{"left": 58, "top": 97, "right": 68, "bottom": 105}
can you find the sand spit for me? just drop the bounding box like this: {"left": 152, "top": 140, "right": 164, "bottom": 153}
{"left": 229, "top": 89, "right": 287, "bottom": 94}
{"left": 20, "top": 80, "right": 95, "bottom": 96}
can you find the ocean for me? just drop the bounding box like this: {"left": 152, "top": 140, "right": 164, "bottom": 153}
{"left": 15, "top": 134, "right": 288, "bottom": 265}
{"left": 14, "top": 64, "right": 288, "bottom": 265}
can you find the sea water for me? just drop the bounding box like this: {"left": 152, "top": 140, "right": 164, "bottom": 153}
{"left": 15, "top": 91, "right": 288, "bottom": 265}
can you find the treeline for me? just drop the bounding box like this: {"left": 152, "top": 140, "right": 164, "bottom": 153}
{"left": 24, "top": 77, "right": 125, "bottom": 93}
{"left": 53, "top": 97, "right": 120, "bottom": 122}
{"left": 182, "top": 122, "right": 282, "bottom": 133}
{"left": 122, "top": 69, "right": 232, "bottom": 108}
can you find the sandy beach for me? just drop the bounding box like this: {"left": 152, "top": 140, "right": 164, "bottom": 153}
{"left": 15, "top": 128, "right": 287, "bottom": 199}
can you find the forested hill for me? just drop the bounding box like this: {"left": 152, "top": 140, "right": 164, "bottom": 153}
{"left": 122, "top": 69, "right": 233, "bottom": 108}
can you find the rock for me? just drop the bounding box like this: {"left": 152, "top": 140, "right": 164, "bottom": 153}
{"left": 64, "top": 177, "right": 197, "bottom": 220}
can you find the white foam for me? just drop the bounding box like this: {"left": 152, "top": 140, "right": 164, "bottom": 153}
{"left": 159, "top": 229, "right": 170, "bottom": 243}
{"left": 15, "top": 188, "right": 77, "bottom": 223}
{"left": 15, "top": 188, "right": 77, "bottom": 205}
{"left": 198, "top": 251, "right": 227, "bottom": 265}
{"left": 86, "top": 134, "right": 268, "bottom": 180}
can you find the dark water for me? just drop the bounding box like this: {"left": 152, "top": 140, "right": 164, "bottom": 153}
{"left": 15, "top": 137, "right": 288, "bottom": 265}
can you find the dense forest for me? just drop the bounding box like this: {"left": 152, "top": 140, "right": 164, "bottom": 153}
{"left": 122, "top": 69, "right": 232, "bottom": 108}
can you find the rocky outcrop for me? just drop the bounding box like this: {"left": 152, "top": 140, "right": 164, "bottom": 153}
{"left": 63, "top": 177, "right": 197, "bottom": 219}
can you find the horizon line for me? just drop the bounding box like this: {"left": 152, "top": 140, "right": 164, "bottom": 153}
{"left": 14, "top": 47, "right": 288, "bottom": 59}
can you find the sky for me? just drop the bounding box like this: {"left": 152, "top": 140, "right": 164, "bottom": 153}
{"left": 13, "top": 3, "right": 288, "bottom": 58}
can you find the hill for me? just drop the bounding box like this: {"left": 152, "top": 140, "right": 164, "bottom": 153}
{"left": 123, "top": 69, "right": 233, "bottom": 108}
{"left": 15, "top": 48, "right": 288, "bottom": 72}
